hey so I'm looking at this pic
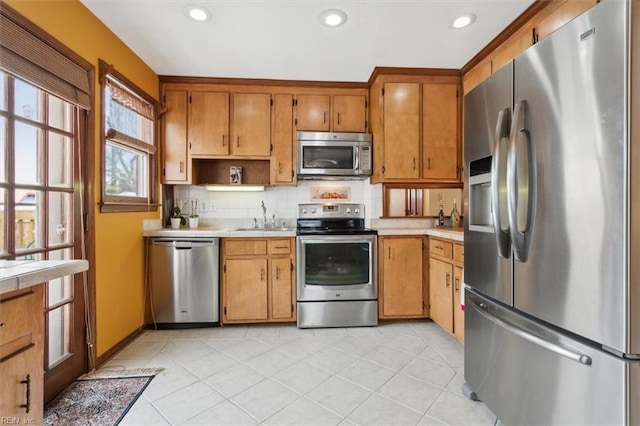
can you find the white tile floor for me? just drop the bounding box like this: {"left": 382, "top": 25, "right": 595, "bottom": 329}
{"left": 102, "top": 321, "right": 498, "bottom": 426}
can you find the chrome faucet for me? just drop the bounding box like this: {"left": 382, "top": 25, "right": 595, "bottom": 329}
{"left": 261, "top": 201, "right": 268, "bottom": 228}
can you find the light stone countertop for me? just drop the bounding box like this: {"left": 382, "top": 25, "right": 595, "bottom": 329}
{"left": 142, "top": 227, "right": 296, "bottom": 238}
{"left": 142, "top": 223, "right": 463, "bottom": 241}
{"left": 0, "top": 259, "right": 90, "bottom": 295}
{"left": 375, "top": 227, "right": 464, "bottom": 241}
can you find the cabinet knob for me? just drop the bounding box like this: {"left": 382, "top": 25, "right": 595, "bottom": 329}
{"left": 0, "top": 322, "right": 5, "bottom": 328}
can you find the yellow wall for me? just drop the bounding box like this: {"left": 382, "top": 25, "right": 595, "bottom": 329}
{"left": 6, "top": 0, "right": 160, "bottom": 357}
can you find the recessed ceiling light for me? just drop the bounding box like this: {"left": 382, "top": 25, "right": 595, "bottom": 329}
{"left": 184, "top": 5, "right": 211, "bottom": 22}
{"left": 453, "top": 13, "right": 476, "bottom": 29}
{"left": 320, "top": 9, "right": 348, "bottom": 27}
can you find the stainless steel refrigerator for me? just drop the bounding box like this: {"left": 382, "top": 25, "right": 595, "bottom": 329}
{"left": 463, "top": 1, "right": 640, "bottom": 424}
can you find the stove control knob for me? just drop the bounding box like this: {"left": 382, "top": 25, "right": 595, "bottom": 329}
{"left": 346, "top": 208, "right": 352, "bottom": 214}
{"left": 311, "top": 208, "right": 316, "bottom": 214}
{"left": 301, "top": 208, "right": 307, "bottom": 214}
{"left": 354, "top": 208, "right": 360, "bottom": 214}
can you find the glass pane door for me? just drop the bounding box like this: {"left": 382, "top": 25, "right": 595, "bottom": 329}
{"left": 0, "top": 72, "right": 87, "bottom": 399}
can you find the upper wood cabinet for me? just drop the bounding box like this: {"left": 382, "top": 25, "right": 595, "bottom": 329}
{"left": 332, "top": 95, "right": 367, "bottom": 132}
{"left": 232, "top": 93, "right": 272, "bottom": 157}
{"left": 295, "top": 94, "right": 330, "bottom": 131}
{"left": 295, "top": 93, "right": 367, "bottom": 133}
{"left": 371, "top": 77, "right": 461, "bottom": 183}
{"left": 422, "top": 83, "right": 459, "bottom": 181}
{"left": 189, "top": 91, "right": 229, "bottom": 156}
{"left": 163, "top": 89, "right": 189, "bottom": 183}
{"left": 382, "top": 82, "right": 421, "bottom": 180}
{"left": 272, "top": 94, "right": 295, "bottom": 184}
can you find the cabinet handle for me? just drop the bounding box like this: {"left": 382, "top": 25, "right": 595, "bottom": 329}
{"left": 276, "top": 267, "right": 280, "bottom": 280}
{"left": 179, "top": 161, "right": 184, "bottom": 173}
{"left": 427, "top": 157, "right": 431, "bottom": 170}
{"left": 337, "top": 112, "right": 341, "bottom": 125}
{"left": 445, "top": 273, "right": 450, "bottom": 287}
{"left": 278, "top": 162, "right": 282, "bottom": 173}
{"left": 261, "top": 268, "right": 264, "bottom": 281}
{"left": 237, "top": 136, "right": 240, "bottom": 148}
{"left": 455, "top": 277, "right": 459, "bottom": 291}
{"left": 388, "top": 247, "right": 391, "bottom": 259}
{"left": 323, "top": 112, "right": 327, "bottom": 124}
{"left": 20, "top": 374, "right": 31, "bottom": 414}
{"left": 412, "top": 158, "right": 416, "bottom": 170}
{"left": 222, "top": 135, "right": 226, "bottom": 147}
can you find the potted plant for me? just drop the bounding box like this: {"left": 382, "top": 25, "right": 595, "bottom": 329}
{"left": 188, "top": 200, "right": 199, "bottom": 228}
{"left": 170, "top": 201, "right": 187, "bottom": 229}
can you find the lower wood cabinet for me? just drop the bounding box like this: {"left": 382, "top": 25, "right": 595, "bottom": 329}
{"left": 378, "top": 236, "right": 428, "bottom": 319}
{"left": 0, "top": 286, "right": 44, "bottom": 423}
{"left": 428, "top": 237, "right": 464, "bottom": 343}
{"left": 222, "top": 238, "right": 296, "bottom": 324}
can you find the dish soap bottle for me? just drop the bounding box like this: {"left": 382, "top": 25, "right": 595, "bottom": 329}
{"left": 450, "top": 198, "right": 460, "bottom": 228}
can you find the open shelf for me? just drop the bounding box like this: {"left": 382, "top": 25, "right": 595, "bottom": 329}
{"left": 192, "top": 159, "right": 271, "bottom": 185}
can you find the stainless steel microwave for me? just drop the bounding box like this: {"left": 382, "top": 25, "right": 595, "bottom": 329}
{"left": 297, "top": 132, "right": 372, "bottom": 179}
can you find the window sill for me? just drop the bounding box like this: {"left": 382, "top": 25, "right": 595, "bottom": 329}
{"left": 100, "top": 202, "right": 160, "bottom": 213}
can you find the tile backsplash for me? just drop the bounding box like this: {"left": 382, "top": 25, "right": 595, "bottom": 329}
{"left": 173, "top": 180, "right": 384, "bottom": 228}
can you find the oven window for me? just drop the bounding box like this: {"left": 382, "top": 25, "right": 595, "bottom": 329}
{"left": 302, "top": 146, "right": 354, "bottom": 170}
{"left": 305, "top": 242, "right": 370, "bottom": 285}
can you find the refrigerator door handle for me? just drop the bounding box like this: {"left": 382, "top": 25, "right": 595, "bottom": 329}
{"left": 507, "top": 100, "right": 536, "bottom": 262}
{"left": 470, "top": 298, "right": 592, "bottom": 366}
{"left": 491, "top": 108, "right": 512, "bottom": 258}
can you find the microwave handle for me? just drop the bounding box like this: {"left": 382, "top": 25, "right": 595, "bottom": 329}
{"left": 354, "top": 146, "right": 360, "bottom": 171}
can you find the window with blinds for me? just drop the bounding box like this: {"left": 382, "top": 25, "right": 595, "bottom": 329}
{"left": 99, "top": 60, "right": 158, "bottom": 211}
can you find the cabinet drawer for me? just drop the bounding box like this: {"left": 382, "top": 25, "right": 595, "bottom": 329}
{"left": 268, "top": 239, "right": 291, "bottom": 255}
{"left": 454, "top": 244, "right": 464, "bottom": 263}
{"left": 0, "top": 292, "right": 34, "bottom": 347}
{"left": 430, "top": 239, "right": 453, "bottom": 258}
{"left": 225, "top": 239, "right": 267, "bottom": 255}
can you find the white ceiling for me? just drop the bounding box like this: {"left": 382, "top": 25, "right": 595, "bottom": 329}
{"left": 80, "top": 0, "right": 536, "bottom": 82}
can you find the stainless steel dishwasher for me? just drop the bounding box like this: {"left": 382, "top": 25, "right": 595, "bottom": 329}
{"left": 148, "top": 238, "right": 219, "bottom": 326}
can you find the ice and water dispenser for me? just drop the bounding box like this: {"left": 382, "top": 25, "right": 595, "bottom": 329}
{"left": 468, "top": 156, "right": 493, "bottom": 233}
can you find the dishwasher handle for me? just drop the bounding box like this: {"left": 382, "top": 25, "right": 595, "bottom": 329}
{"left": 150, "top": 239, "right": 218, "bottom": 249}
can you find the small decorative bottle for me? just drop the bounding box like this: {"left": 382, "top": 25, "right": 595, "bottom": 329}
{"left": 450, "top": 198, "right": 461, "bottom": 228}
{"left": 438, "top": 202, "right": 445, "bottom": 227}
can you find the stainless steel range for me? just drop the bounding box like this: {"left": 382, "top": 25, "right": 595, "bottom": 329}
{"left": 296, "top": 203, "right": 377, "bottom": 328}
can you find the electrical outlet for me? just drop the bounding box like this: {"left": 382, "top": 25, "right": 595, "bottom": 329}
{"left": 209, "top": 201, "right": 216, "bottom": 212}
{"left": 199, "top": 201, "right": 207, "bottom": 213}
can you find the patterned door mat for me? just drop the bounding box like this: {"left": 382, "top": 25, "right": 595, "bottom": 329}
{"left": 44, "top": 376, "right": 153, "bottom": 425}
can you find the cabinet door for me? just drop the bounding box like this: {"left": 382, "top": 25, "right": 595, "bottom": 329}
{"left": 429, "top": 257, "right": 453, "bottom": 333}
{"left": 380, "top": 237, "right": 425, "bottom": 317}
{"left": 271, "top": 257, "right": 294, "bottom": 320}
{"left": 333, "top": 95, "right": 367, "bottom": 133}
{"left": 295, "top": 94, "right": 330, "bottom": 131}
{"left": 453, "top": 265, "right": 464, "bottom": 344}
{"left": 189, "top": 91, "right": 229, "bottom": 156}
{"left": 0, "top": 348, "right": 43, "bottom": 422}
{"left": 422, "top": 84, "right": 459, "bottom": 181}
{"left": 224, "top": 258, "right": 268, "bottom": 321}
{"left": 163, "top": 89, "right": 189, "bottom": 182}
{"left": 272, "top": 94, "right": 295, "bottom": 184}
{"left": 232, "top": 93, "right": 271, "bottom": 156}
{"left": 382, "top": 83, "right": 420, "bottom": 179}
